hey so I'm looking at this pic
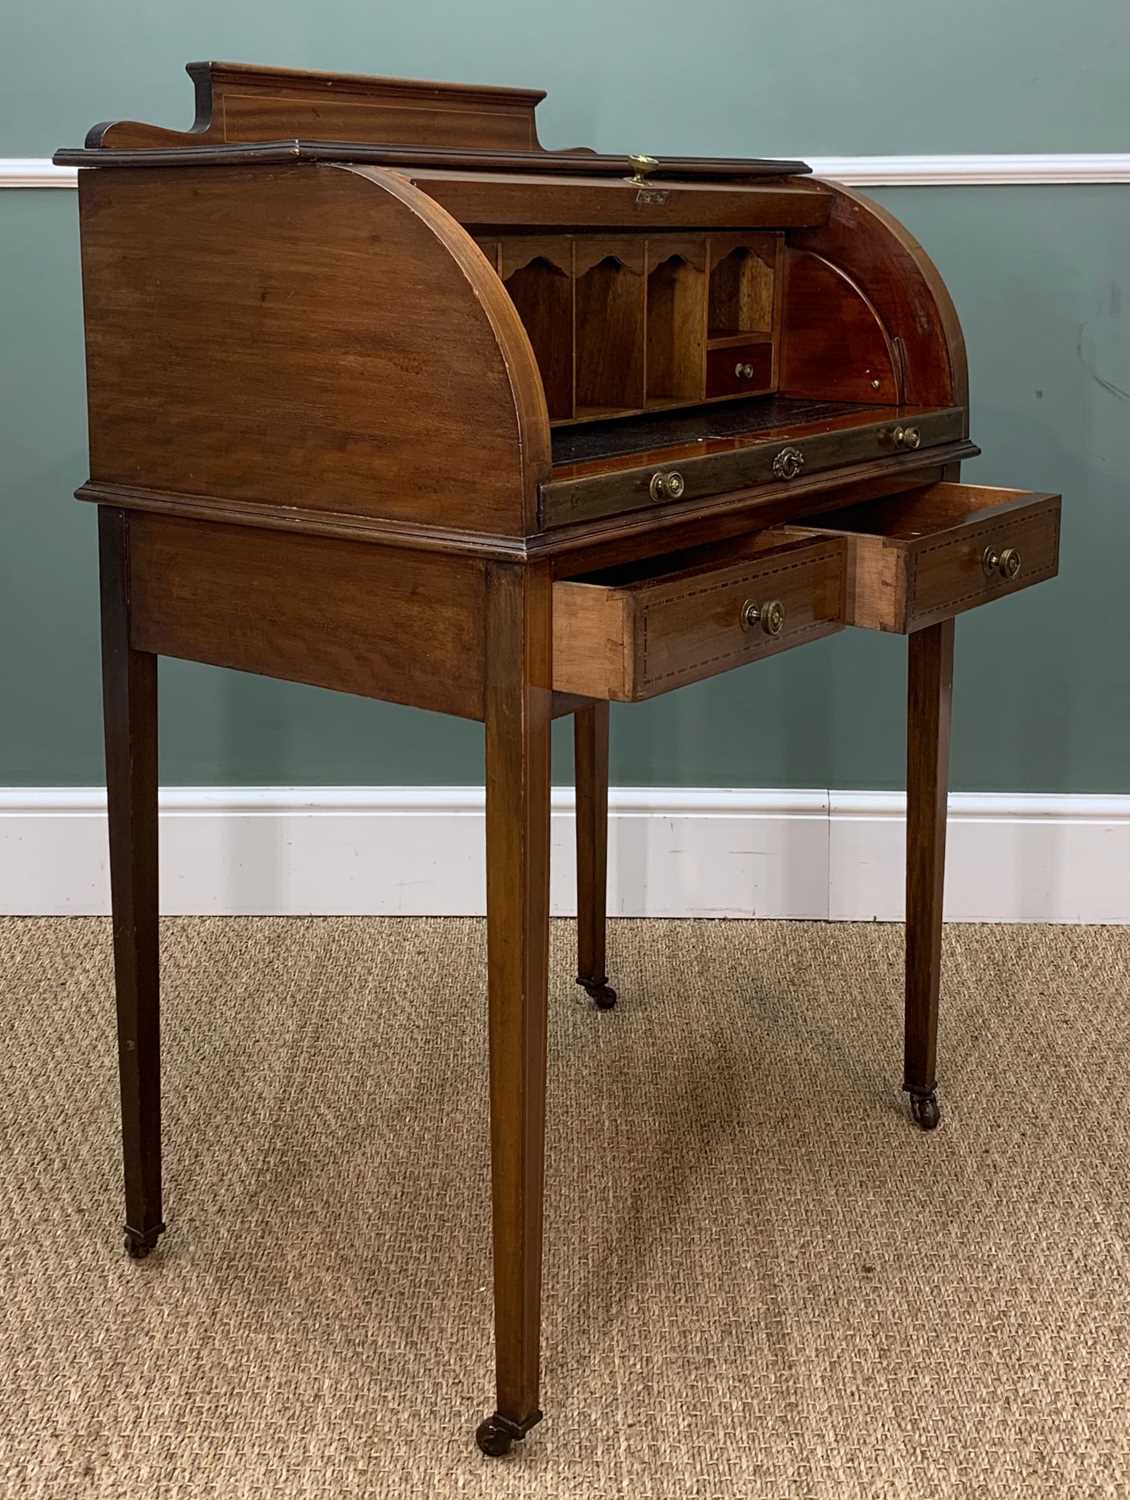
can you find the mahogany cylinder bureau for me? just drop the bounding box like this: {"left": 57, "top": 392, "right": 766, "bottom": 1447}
{"left": 57, "top": 61, "right": 1062, "bottom": 1458}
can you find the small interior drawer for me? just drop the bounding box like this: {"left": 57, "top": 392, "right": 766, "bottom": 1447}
{"left": 706, "top": 341, "right": 773, "bottom": 398}
{"left": 788, "top": 482, "right": 1061, "bottom": 632}
{"left": 553, "top": 533, "right": 845, "bottom": 701}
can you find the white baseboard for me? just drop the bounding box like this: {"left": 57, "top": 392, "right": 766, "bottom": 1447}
{"left": 7, "top": 155, "right": 1130, "bottom": 189}
{"left": 807, "top": 154, "right": 1130, "bottom": 185}
{"left": 0, "top": 787, "right": 1126, "bottom": 922}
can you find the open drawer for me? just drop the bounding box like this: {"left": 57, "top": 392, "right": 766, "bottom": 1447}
{"left": 787, "top": 482, "right": 1061, "bottom": 633}
{"left": 553, "top": 533, "right": 845, "bottom": 701}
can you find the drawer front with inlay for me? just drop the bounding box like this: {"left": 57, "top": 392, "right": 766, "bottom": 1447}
{"left": 553, "top": 534, "right": 846, "bottom": 701}
{"left": 788, "top": 482, "right": 1061, "bottom": 633}
{"left": 541, "top": 406, "right": 965, "bottom": 529}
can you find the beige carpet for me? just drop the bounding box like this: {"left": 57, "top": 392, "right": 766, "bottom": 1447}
{"left": 0, "top": 917, "right": 1127, "bottom": 1499}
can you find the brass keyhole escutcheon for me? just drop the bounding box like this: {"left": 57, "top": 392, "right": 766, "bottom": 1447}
{"left": 982, "top": 544, "right": 1023, "bottom": 581}
{"left": 649, "top": 469, "right": 686, "bottom": 502}
{"left": 741, "top": 598, "right": 786, "bottom": 636}
{"left": 772, "top": 446, "right": 804, "bottom": 481}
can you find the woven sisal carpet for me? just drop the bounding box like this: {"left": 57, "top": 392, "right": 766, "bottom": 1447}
{"left": 0, "top": 916, "right": 1127, "bottom": 1498}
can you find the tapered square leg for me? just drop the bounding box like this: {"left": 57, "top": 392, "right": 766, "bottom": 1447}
{"left": 99, "top": 508, "right": 164, "bottom": 1257}
{"left": 903, "top": 618, "right": 954, "bottom": 1132}
{"left": 574, "top": 701, "right": 615, "bottom": 1010}
{"left": 478, "top": 562, "right": 552, "bottom": 1457}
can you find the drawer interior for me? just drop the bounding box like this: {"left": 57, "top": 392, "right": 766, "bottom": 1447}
{"left": 793, "top": 481, "right": 1044, "bottom": 540}
{"left": 560, "top": 529, "right": 799, "bottom": 589}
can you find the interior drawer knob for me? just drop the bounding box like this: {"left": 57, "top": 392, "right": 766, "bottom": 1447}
{"left": 741, "top": 598, "right": 786, "bottom": 636}
{"left": 983, "top": 544, "right": 1023, "bottom": 580}
{"left": 772, "top": 446, "right": 805, "bottom": 480}
{"left": 649, "top": 469, "right": 685, "bottom": 502}
{"left": 734, "top": 361, "right": 755, "bottom": 379}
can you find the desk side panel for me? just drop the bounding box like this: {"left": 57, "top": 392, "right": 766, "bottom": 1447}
{"left": 78, "top": 162, "right": 548, "bottom": 535}
{"left": 128, "top": 512, "right": 487, "bottom": 720}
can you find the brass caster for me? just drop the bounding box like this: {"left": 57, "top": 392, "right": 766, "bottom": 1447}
{"left": 577, "top": 976, "right": 617, "bottom": 1010}
{"left": 474, "top": 1409, "right": 541, "bottom": 1458}
{"left": 907, "top": 1088, "right": 941, "bottom": 1131}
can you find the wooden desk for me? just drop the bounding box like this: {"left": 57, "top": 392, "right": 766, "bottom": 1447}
{"left": 58, "top": 60, "right": 1062, "bottom": 1459}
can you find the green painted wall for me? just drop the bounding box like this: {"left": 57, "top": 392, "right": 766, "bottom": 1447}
{"left": 5, "top": 1, "right": 1130, "bottom": 157}
{"left": 2, "top": 7, "right": 1129, "bottom": 790}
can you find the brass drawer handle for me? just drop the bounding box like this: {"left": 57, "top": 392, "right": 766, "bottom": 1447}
{"left": 892, "top": 424, "right": 922, "bottom": 450}
{"left": 982, "top": 545, "right": 1022, "bottom": 580}
{"left": 649, "top": 469, "right": 686, "bottom": 502}
{"left": 628, "top": 153, "right": 659, "bottom": 184}
{"left": 734, "top": 361, "right": 756, "bottom": 380}
{"left": 741, "top": 598, "right": 786, "bottom": 636}
{"left": 772, "top": 446, "right": 805, "bottom": 481}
